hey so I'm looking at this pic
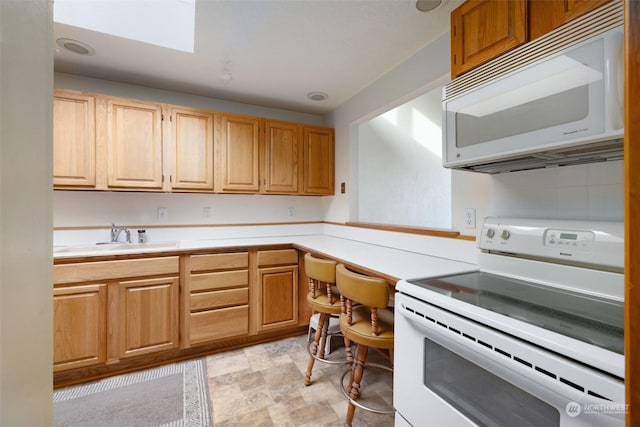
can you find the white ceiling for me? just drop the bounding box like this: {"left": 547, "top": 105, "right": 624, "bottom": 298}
{"left": 53, "top": 0, "right": 461, "bottom": 115}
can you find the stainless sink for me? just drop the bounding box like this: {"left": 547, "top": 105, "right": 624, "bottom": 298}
{"left": 54, "top": 241, "right": 179, "bottom": 254}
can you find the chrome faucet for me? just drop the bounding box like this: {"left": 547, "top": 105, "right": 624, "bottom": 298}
{"left": 111, "top": 223, "right": 131, "bottom": 243}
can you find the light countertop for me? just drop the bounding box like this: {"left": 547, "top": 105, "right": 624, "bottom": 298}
{"left": 54, "top": 233, "right": 478, "bottom": 284}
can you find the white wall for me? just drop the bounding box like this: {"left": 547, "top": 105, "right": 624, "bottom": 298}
{"left": 489, "top": 160, "right": 623, "bottom": 221}
{"left": 325, "top": 30, "right": 622, "bottom": 232}
{"left": 451, "top": 169, "right": 490, "bottom": 233}
{"left": 358, "top": 85, "right": 452, "bottom": 228}
{"left": 55, "top": 30, "right": 625, "bottom": 232}
{"left": 54, "top": 191, "right": 326, "bottom": 228}
{"left": 54, "top": 73, "right": 330, "bottom": 228}
{"left": 55, "top": 72, "right": 326, "bottom": 126}
{"left": 0, "top": 1, "right": 53, "bottom": 425}
{"left": 326, "top": 33, "right": 490, "bottom": 235}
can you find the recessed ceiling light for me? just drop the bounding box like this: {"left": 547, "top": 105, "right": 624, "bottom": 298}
{"left": 56, "top": 38, "right": 95, "bottom": 56}
{"left": 307, "top": 92, "right": 328, "bottom": 101}
{"left": 415, "top": 0, "right": 443, "bottom": 12}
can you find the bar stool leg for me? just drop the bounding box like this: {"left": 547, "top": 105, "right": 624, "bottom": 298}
{"left": 345, "top": 345, "right": 369, "bottom": 427}
{"left": 318, "top": 316, "right": 330, "bottom": 359}
{"left": 344, "top": 336, "right": 353, "bottom": 364}
{"left": 304, "top": 312, "right": 328, "bottom": 386}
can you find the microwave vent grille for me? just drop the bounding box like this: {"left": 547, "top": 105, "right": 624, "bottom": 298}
{"left": 462, "top": 139, "right": 624, "bottom": 174}
{"left": 444, "top": 0, "right": 623, "bottom": 101}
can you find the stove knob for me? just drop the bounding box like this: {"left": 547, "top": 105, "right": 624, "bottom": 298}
{"left": 500, "top": 230, "right": 511, "bottom": 240}
{"left": 485, "top": 228, "right": 495, "bottom": 238}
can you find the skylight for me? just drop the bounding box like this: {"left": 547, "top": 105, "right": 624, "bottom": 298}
{"left": 54, "top": 0, "right": 196, "bottom": 53}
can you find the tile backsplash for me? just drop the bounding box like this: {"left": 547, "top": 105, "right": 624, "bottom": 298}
{"left": 489, "top": 160, "right": 623, "bottom": 221}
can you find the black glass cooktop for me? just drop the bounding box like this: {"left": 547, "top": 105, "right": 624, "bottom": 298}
{"left": 408, "top": 272, "right": 624, "bottom": 355}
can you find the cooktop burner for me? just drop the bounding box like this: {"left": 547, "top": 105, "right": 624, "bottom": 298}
{"left": 408, "top": 271, "right": 624, "bottom": 355}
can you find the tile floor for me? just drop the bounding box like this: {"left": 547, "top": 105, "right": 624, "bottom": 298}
{"left": 206, "top": 334, "right": 395, "bottom": 426}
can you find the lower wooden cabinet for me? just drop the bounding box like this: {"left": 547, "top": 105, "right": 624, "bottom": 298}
{"left": 53, "top": 248, "right": 310, "bottom": 382}
{"left": 188, "top": 252, "right": 249, "bottom": 345}
{"left": 53, "top": 256, "right": 180, "bottom": 370}
{"left": 111, "top": 276, "right": 180, "bottom": 360}
{"left": 53, "top": 284, "right": 107, "bottom": 372}
{"left": 253, "top": 249, "right": 299, "bottom": 333}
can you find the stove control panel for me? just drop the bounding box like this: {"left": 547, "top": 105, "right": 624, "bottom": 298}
{"left": 544, "top": 229, "right": 594, "bottom": 249}
{"left": 479, "top": 217, "right": 623, "bottom": 269}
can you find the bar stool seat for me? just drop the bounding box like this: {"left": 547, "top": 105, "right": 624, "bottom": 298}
{"left": 336, "top": 263, "right": 394, "bottom": 427}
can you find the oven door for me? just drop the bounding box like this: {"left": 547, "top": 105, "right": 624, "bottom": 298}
{"left": 393, "top": 293, "right": 625, "bottom": 427}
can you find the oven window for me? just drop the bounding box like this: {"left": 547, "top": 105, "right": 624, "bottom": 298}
{"left": 425, "top": 339, "right": 560, "bottom": 427}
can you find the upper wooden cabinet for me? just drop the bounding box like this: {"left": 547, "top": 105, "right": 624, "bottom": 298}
{"left": 450, "top": 0, "right": 527, "bottom": 78}
{"left": 53, "top": 90, "right": 97, "bottom": 188}
{"left": 262, "top": 119, "right": 301, "bottom": 194}
{"left": 528, "top": 0, "right": 612, "bottom": 40}
{"left": 450, "top": 0, "right": 613, "bottom": 78}
{"left": 262, "top": 120, "right": 335, "bottom": 195}
{"left": 53, "top": 89, "right": 334, "bottom": 196}
{"left": 106, "top": 97, "right": 164, "bottom": 190}
{"left": 215, "top": 113, "right": 261, "bottom": 193}
{"left": 302, "top": 126, "right": 334, "bottom": 195}
{"left": 169, "top": 106, "right": 215, "bottom": 192}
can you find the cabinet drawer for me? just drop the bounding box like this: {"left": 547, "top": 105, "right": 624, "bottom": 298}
{"left": 54, "top": 257, "right": 179, "bottom": 284}
{"left": 190, "top": 270, "right": 248, "bottom": 292}
{"left": 257, "top": 249, "right": 298, "bottom": 267}
{"left": 191, "top": 252, "right": 248, "bottom": 272}
{"left": 190, "top": 306, "right": 249, "bottom": 344}
{"left": 190, "top": 288, "right": 248, "bottom": 312}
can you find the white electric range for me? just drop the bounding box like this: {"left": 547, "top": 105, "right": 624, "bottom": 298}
{"left": 394, "top": 217, "right": 625, "bottom": 427}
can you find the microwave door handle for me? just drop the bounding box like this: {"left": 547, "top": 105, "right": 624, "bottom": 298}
{"left": 605, "top": 29, "right": 624, "bottom": 131}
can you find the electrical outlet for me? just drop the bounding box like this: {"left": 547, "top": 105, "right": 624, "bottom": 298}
{"left": 464, "top": 208, "right": 476, "bottom": 228}
{"left": 203, "top": 207, "right": 211, "bottom": 218}
{"left": 157, "top": 207, "right": 168, "bottom": 222}
{"left": 287, "top": 207, "right": 294, "bottom": 217}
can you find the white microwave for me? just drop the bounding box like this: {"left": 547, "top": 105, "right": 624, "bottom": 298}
{"left": 442, "top": 19, "right": 624, "bottom": 174}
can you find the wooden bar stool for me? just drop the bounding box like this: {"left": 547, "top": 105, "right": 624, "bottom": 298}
{"left": 303, "top": 253, "right": 350, "bottom": 386}
{"left": 336, "top": 263, "right": 394, "bottom": 427}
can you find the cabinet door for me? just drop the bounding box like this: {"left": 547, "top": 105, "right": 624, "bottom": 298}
{"left": 528, "top": 0, "right": 611, "bottom": 41}
{"left": 170, "top": 106, "right": 215, "bottom": 191}
{"left": 114, "top": 276, "right": 179, "bottom": 359}
{"left": 106, "top": 97, "right": 164, "bottom": 189}
{"left": 256, "top": 265, "right": 299, "bottom": 332}
{"left": 450, "top": 0, "right": 527, "bottom": 78}
{"left": 53, "top": 284, "right": 106, "bottom": 372}
{"left": 302, "top": 126, "right": 334, "bottom": 195}
{"left": 263, "top": 120, "right": 301, "bottom": 194}
{"left": 216, "top": 113, "right": 260, "bottom": 192}
{"left": 53, "top": 90, "right": 96, "bottom": 188}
